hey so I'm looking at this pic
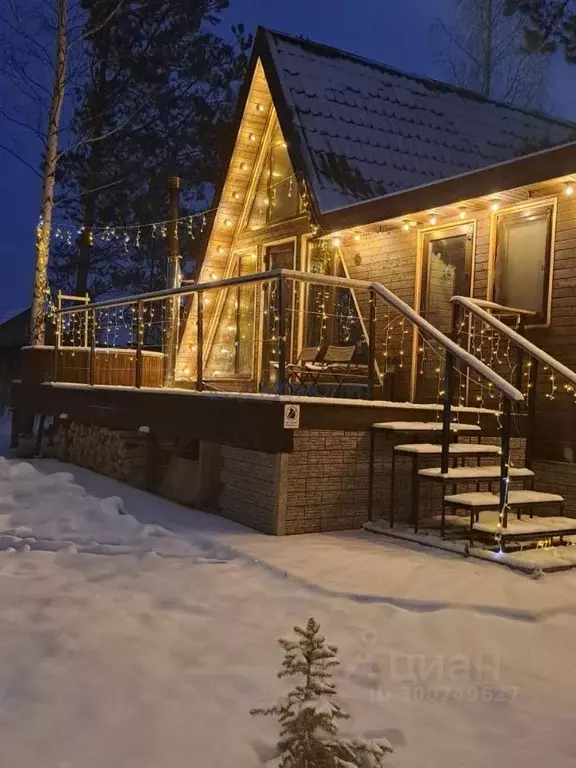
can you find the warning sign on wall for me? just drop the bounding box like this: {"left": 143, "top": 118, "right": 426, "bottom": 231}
{"left": 283, "top": 404, "right": 300, "bottom": 429}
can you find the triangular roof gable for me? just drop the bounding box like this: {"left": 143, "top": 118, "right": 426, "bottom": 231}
{"left": 260, "top": 28, "right": 576, "bottom": 223}
{"left": 177, "top": 50, "right": 304, "bottom": 377}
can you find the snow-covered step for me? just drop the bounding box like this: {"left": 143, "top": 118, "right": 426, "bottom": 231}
{"left": 372, "top": 421, "right": 481, "bottom": 434}
{"left": 443, "top": 490, "right": 564, "bottom": 509}
{"left": 473, "top": 516, "right": 576, "bottom": 539}
{"left": 395, "top": 443, "right": 500, "bottom": 457}
{"left": 437, "top": 512, "right": 576, "bottom": 538}
{"left": 419, "top": 466, "right": 534, "bottom": 481}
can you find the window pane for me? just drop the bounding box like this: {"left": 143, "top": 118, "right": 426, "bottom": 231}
{"left": 495, "top": 211, "right": 550, "bottom": 316}
{"left": 246, "top": 124, "right": 300, "bottom": 230}
{"left": 305, "top": 241, "right": 366, "bottom": 360}
{"left": 268, "top": 133, "right": 299, "bottom": 222}
{"left": 423, "top": 233, "right": 470, "bottom": 333}
{"left": 205, "top": 288, "right": 237, "bottom": 378}
{"left": 237, "top": 254, "right": 257, "bottom": 376}
{"left": 205, "top": 252, "right": 257, "bottom": 379}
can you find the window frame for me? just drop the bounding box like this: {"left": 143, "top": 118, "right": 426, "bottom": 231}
{"left": 257, "top": 236, "right": 299, "bottom": 385}
{"left": 418, "top": 221, "right": 476, "bottom": 319}
{"left": 204, "top": 247, "right": 258, "bottom": 382}
{"left": 411, "top": 218, "right": 477, "bottom": 401}
{"left": 488, "top": 198, "right": 557, "bottom": 328}
{"left": 243, "top": 120, "right": 304, "bottom": 233}
{"left": 302, "top": 237, "right": 374, "bottom": 367}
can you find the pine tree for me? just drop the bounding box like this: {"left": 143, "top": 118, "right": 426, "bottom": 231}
{"left": 504, "top": 0, "right": 576, "bottom": 62}
{"left": 50, "top": 0, "right": 251, "bottom": 298}
{"left": 251, "top": 617, "right": 393, "bottom": 768}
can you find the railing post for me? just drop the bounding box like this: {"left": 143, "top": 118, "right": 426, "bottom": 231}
{"left": 451, "top": 302, "right": 460, "bottom": 342}
{"left": 368, "top": 289, "right": 376, "bottom": 400}
{"left": 164, "top": 176, "right": 181, "bottom": 386}
{"left": 89, "top": 309, "right": 96, "bottom": 386}
{"left": 135, "top": 301, "right": 143, "bottom": 389}
{"left": 440, "top": 351, "right": 454, "bottom": 475}
{"left": 277, "top": 276, "right": 287, "bottom": 395}
{"left": 525, "top": 359, "right": 538, "bottom": 470}
{"left": 196, "top": 293, "right": 204, "bottom": 392}
{"left": 514, "top": 315, "right": 525, "bottom": 394}
{"left": 53, "top": 312, "right": 61, "bottom": 382}
{"left": 83, "top": 294, "right": 90, "bottom": 347}
{"left": 499, "top": 398, "right": 512, "bottom": 530}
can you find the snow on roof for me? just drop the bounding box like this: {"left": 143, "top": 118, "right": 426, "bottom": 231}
{"left": 264, "top": 30, "right": 576, "bottom": 214}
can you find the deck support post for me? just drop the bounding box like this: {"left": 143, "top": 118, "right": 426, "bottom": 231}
{"left": 499, "top": 398, "right": 512, "bottom": 530}
{"left": 440, "top": 351, "right": 454, "bottom": 475}
{"left": 277, "top": 276, "right": 287, "bottom": 395}
{"left": 368, "top": 289, "right": 376, "bottom": 400}
{"left": 135, "top": 301, "right": 144, "bottom": 389}
{"left": 367, "top": 428, "right": 375, "bottom": 521}
{"left": 196, "top": 293, "right": 204, "bottom": 392}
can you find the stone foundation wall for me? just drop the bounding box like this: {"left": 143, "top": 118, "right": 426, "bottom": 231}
{"left": 283, "top": 430, "right": 371, "bottom": 534}
{"left": 533, "top": 460, "right": 576, "bottom": 517}
{"left": 45, "top": 418, "right": 530, "bottom": 537}
{"left": 218, "top": 446, "right": 282, "bottom": 534}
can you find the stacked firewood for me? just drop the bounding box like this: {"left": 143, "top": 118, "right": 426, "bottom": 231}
{"left": 54, "top": 421, "right": 148, "bottom": 487}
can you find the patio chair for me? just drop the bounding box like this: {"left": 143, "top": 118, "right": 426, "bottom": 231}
{"left": 285, "top": 346, "right": 321, "bottom": 394}
{"left": 304, "top": 345, "right": 358, "bottom": 397}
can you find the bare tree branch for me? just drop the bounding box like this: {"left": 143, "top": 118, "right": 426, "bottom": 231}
{"left": 0, "top": 141, "right": 42, "bottom": 177}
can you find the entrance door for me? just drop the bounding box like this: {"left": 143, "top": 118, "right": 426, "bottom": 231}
{"left": 261, "top": 242, "right": 296, "bottom": 388}
{"left": 415, "top": 224, "right": 474, "bottom": 400}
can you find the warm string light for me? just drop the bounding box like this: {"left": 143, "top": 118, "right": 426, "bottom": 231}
{"left": 40, "top": 171, "right": 298, "bottom": 247}
{"left": 392, "top": 196, "right": 508, "bottom": 233}
{"left": 544, "top": 366, "right": 557, "bottom": 400}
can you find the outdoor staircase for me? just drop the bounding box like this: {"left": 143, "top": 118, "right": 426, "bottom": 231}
{"left": 367, "top": 418, "right": 576, "bottom": 552}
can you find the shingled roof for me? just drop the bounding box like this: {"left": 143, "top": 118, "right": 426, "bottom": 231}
{"left": 260, "top": 29, "right": 576, "bottom": 216}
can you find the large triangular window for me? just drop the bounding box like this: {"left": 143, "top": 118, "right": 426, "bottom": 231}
{"left": 247, "top": 123, "right": 301, "bottom": 230}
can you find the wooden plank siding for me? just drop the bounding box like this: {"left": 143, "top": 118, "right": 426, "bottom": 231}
{"left": 21, "top": 347, "right": 164, "bottom": 388}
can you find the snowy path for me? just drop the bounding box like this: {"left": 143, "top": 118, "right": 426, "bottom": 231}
{"left": 0, "top": 453, "right": 574, "bottom": 766}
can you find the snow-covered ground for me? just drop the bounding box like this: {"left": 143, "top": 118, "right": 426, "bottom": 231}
{"left": 0, "top": 430, "right": 575, "bottom": 767}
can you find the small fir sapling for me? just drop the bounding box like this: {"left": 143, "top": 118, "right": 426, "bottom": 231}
{"left": 251, "top": 617, "right": 392, "bottom": 767}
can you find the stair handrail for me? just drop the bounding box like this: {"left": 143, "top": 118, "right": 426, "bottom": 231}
{"left": 464, "top": 298, "right": 536, "bottom": 318}
{"left": 451, "top": 295, "right": 576, "bottom": 390}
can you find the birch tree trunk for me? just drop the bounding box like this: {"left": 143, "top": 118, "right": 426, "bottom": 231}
{"left": 30, "top": 0, "right": 68, "bottom": 345}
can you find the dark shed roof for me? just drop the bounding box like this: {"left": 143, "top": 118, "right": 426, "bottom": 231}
{"left": 0, "top": 309, "right": 29, "bottom": 348}
{"left": 262, "top": 29, "right": 576, "bottom": 215}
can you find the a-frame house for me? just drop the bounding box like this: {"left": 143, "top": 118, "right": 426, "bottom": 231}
{"left": 15, "top": 29, "right": 576, "bottom": 557}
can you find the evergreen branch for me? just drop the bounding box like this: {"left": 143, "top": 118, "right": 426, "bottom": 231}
{"left": 82, "top": 0, "right": 126, "bottom": 41}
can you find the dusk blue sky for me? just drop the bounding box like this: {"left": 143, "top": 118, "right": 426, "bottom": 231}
{"left": 0, "top": 0, "right": 573, "bottom": 315}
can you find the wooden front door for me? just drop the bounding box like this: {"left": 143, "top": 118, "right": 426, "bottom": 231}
{"left": 415, "top": 224, "right": 474, "bottom": 401}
